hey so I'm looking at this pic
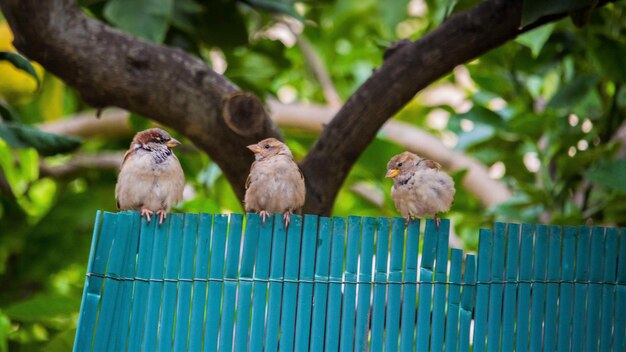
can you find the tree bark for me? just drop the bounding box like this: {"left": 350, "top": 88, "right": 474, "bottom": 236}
{"left": 1, "top": 0, "right": 281, "bottom": 204}
{"left": 1, "top": 0, "right": 602, "bottom": 215}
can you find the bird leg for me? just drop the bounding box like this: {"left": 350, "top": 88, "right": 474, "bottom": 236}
{"left": 140, "top": 209, "right": 154, "bottom": 222}
{"left": 156, "top": 209, "right": 167, "bottom": 225}
{"left": 283, "top": 211, "right": 292, "bottom": 227}
{"left": 259, "top": 210, "right": 270, "bottom": 223}
{"left": 435, "top": 216, "right": 441, "bottom": 229}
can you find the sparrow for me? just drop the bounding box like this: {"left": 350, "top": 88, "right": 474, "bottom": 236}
{"left": 386, "top": 151, "right": 455, "bottom": 226}
{"left": 115, "top": 128, "right": 185, "bottom": 224}
{"left": 244, "top": 138, "right": 305, "bottom": 226}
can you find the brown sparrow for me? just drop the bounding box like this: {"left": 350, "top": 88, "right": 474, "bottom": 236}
{"left": 115, "top": 128, "right": 185, "bottom": 224}
{"left": 386, "top": 151, "right": 455, "bottom": 226}
{"left": 244, "top": 138, "right": 305, "bottom": 226}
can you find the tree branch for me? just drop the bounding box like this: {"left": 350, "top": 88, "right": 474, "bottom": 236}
{"left": 299, "top": 0, "right": 580, "bottom": 214}
{"left": 39, "top": 152, "right": 124, "bottom": 179}
{"left": 1, "top": 0, "right": 281, "bottom": 202}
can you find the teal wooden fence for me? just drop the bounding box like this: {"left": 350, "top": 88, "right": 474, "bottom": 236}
{"left": 74, "top": 211, "right": 626, "bottom": 351}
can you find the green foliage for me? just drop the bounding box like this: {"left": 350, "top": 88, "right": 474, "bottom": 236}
{"left": 0, "top": 122, "right": 82, "bottom": 156}
{"left": 2, "top": 1, "right": 626, "bottom": 350}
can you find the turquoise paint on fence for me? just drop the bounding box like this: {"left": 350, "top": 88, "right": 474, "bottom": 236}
{"left": 74, "top": 212, "right": 625, "bottom": 352}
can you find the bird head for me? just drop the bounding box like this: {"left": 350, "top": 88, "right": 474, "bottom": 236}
{"left": 133, "top": 128, "right": 181, "bottom": 151}
{"left": 385, "top": 151, "right": 420, "bottom": 178}
{"left": 247, "top": 138, "right": 292, "bottom": 161}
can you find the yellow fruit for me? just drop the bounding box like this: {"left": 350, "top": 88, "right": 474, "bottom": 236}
{"left": 0, "top": 21, "right": 44, "bottom": 105}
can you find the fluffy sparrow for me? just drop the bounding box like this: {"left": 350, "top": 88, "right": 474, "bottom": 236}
{"left": 115, "top": 128, "right": 185, "bottom": 224}
{"left": 386, "top": 151, "right": 455, "bottom": 226}
{"left": 244, "top": 138, "right": 305, "bottom": 226}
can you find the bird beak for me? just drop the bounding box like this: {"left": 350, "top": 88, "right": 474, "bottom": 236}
{"left": 247, "top": 144, "right": 263, "bottom": 154}
{"left": 386, "top": 169, "right": 400, "bottom": 178}
{"left": 166, "top": 138, "right": 181, "bottom": 148}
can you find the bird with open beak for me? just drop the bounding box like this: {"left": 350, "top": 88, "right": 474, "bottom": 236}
{"left": 386, "top": 151, "right": 455, "bottom": 226}
{"left": 115, "top": 128, "right": 185, "bottom": 224}
{"left": 244, "top": 138, "right": 305, "bottom": 226}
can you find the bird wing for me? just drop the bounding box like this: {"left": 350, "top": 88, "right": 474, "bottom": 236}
{"left": 423, "top": 159, "right": 442, "bottom": 170}
{"left": 245, "top": 161, "right": 257, "bottom": 189}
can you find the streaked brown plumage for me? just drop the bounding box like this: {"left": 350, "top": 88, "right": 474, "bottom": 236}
{"left": 115, "top": 128, "right": 185, "bottom": 224}
{"left": 386, "top": 151, "right": 455, "bottom": 226}
{"left": 244, "top": 138, "right": 305, "bottom": 226}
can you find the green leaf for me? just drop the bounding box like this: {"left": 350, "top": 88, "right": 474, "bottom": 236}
{"left": 588, "top": 35, "right": 626, "bottom": 83}
{"left": 0, "top": 103, "right": 20, "bottom": 122}
{"left": 521, "top": 0, "right": 591, "bottom": 27}
{"left": 0, "top": 51, "right": 40, "bottom": 87}
{"left": 240, "top": 0, "right": 302, "bottom": 20}
{"left": 0, "top": 310, "right": 9, "bottom": 352}
{"left": 44, "top": 329, "right": 76, "bottom": 352}
{"left": 171, "top": 0, "right": 204, "bottom": 33}
{"left": 547, "top": 74, "right": 599, "bottom": 109}
{"left": 4, "top": 295, "right": 79, "bottom": 322}
{"left": 0, "top": 122, "right": 82, "bottom": 156}
{"left": 516, "top": 23, "right": 555, "bottom": 58}
{"left": 103, "top": 0, "right": 174, "bottom": 43}
{"left": 456, "top": 105, "right": 506, "bottom": 128}
{"left": 586, "top": 158, "right": 626, "bottom": 191}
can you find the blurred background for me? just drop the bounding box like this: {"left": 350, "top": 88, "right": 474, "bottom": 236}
{"left": 1, "top": 0, "right": 625, "bottom": 350}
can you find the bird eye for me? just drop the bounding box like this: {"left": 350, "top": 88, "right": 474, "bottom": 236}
{"left": 264, "top": 144, "right": 270, "bottom": 149}
{"left": 398, "top": 162, "right": 403, "bottom": 167}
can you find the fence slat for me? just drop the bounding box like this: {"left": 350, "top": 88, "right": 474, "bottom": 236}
{"left": 431, "top": 219, "right": 450, "bottom": 351}
{"left": 400, "top": 219, "right": 420, "bottom": 352}
{"left": 203, "top": 214, "right": 228, "bottom": 352}
{"left": 529, "top": 225, "right": 548, "bottom": 352}
{"left": 459, "top": 254, "right": 476, "bottom": 352}
{"left": 233, "top": 213, "right": 261, "bottom": 352}
{"left": 354, "top": 217, "right": 376, "bottom": 352}
{"left": 571, "top": 226, "right": 591, "bottom": 352}
{"left": 340, "top": 216, "right": 361, "bottom": 352}
{"left": 473, "top": 228, "right": 493, "bottom": 352}
{"left": 141, "top": 215, "right": 170, "bottom": 351}
{"left": 188, "top": 214, "right": 212, "bottom": 352}
{"left": 218, "top": 214, "right": 244, "bottom": 352}
{"left": 371, "top": 217, "right": 390, "bottom": 351}
{"left": 599, "top": 228, "right": 618, "bottom": 351}
{"left": 74, "top": 211, "right": 104, "bottom": 352}
{"left": 325, "top": 217, "right": 346, "bottom": 351}
{"left": 384, "top": 217, "right": 405, "bottom": 352}
{"left": 278, "top": 215, "right": 303, "bottom": 351}
{"left": 486, "top": 223, "right": 505, "bottom": 352}
{"left": 249, "top": 214, "right": 275, "bottom": 351}
{"left": 501, "top": 223, "right": 520, "bottom": 352}
{"left": 585, "top": 226, "right": 605, "bottom": 352}
{"left": 543, "top": 225, "right": 562, "bottom": 352}
{"left": 445, "top": 249, "right": 463, "bottom": 352}
{"left": 173, "top": 214, "right": 199, "bottom": 352}
{"left": 416, "top": 219, "right": 439, "bottom": 351}
{"left": 92, "top": 212, "right": 127, "bottom": 351}
{"left": 157, "top": 213, "right": 184, "bottom": 352}
{"left": 515, "top": 224, "right": 534, "bottom": 352}
{"left": 110, "top": 212, "right": 140, "bottom": 352}
{"left": 127, "top": 216, "right": 157, "bottom": 352}
{"left": 309, "top": 217, "right": 332, "bottom": 351}
{"left": 294, "top": 214, "right": 319, "bottom": 351}
{"left": 557, "top": 226, "right": 576, "bottom": 352}
{"left": 264, "top": 216, "right": 288, "bottom": 352}
{"left": 615, "top": 228, "right": 626, "bottom": 352}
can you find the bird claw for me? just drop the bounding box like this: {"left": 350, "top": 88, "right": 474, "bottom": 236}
{"left": 156, "top": 209, "right": 167, "bottom": 225}
{"left": 283, "top": 211, "right": 291, "bottom": 227}
{"left": 140, "top": 209, "right": 154, "bottom": 222}
{"left": 435, "top": 217, "right": 441, "bottom": 229}
{"left": 259, "top": 210, "right": 270, "bottom": 223}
